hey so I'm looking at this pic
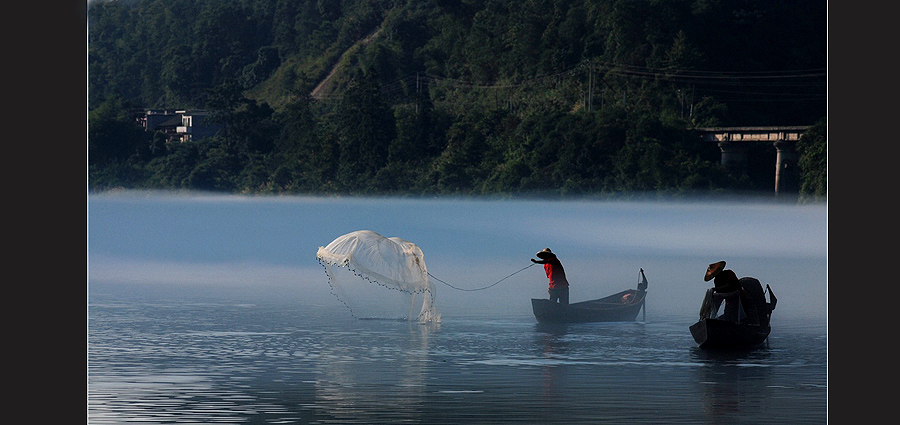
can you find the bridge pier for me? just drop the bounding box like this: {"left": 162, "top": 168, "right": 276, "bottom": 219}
{"left": 717, "top": 141, "right": 749, "bottom": 177}
{"left": 774, "top": 140, "right": 800, "bottom": 196}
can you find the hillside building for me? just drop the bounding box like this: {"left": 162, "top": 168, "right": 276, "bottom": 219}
{"left": 136, "top": 109, "right": 222, "bottom": 143}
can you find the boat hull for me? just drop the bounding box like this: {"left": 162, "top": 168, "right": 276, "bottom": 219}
{"left": 531, "top": 289, "right": 646, "bottom": 323}
{"left": 689, "top": 318, "right": 770, "bottom": 349}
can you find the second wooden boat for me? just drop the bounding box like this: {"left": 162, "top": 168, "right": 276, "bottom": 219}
{"left": 531, "top": 269, "right": 648, "bottom": 323}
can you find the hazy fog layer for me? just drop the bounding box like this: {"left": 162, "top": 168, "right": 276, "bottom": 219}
{"left": 88, "top": 192, "right": 827, "bottom": 321}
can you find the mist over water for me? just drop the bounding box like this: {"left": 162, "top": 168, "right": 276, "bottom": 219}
{"left": 89, "top": 191, "right": 826, "bottom": 321}
{"left": 88, "top": 191, "right": 827, "bottom": 424}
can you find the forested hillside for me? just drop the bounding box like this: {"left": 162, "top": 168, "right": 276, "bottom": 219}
{"left": 88, "top": 0, "right": 827, "bottom": 199}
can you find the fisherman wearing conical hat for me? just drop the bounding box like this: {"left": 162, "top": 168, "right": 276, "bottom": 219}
{"left": 702, "top": 260, "right": 747, "bottom": 322}
{"left": 531, "top": 248, "right": 570, "bottom": 305}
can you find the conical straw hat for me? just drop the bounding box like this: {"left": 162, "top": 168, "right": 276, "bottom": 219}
{"left": 704, "top": 261, "right": 726, "bottom": 282}
{"left": 535, "top": 247, "right": 554, "bottom": 259}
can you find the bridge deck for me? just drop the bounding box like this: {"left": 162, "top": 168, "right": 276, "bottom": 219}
{"left": 698, "top": 126, "right": 810, "bottom": 142}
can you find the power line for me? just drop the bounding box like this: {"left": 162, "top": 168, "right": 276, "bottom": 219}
{"left": 313, "top": 60, "right": 825, "bottom": 104}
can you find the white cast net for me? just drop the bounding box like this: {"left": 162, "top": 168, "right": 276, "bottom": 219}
{"left": 316, "top": 230, "right": 440, "bottom": 323}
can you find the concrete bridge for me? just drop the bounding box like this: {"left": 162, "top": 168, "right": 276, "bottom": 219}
{"left": 698, "top": 126, "right": 810, "bottom": 196}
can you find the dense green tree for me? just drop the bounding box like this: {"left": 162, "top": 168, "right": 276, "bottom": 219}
{"left": 180, "top": 136, "right": 247, "bottom": 192}
{"left": 797, "top": 118, "right": 827, "bottom": 202}
{"left": 270, "top": 95, "right": 332, "bottom": 192}
{"left": 242, "top": 46, "right": 282, "bottom": 88}
{"left": 88, "top": 0, "right": 826, "bottom": 198}
{"left": 390, "top": 93, "right": 446, "bottom": 163}
{"left": 88, "top": 97, "right": 147, "bottom": 166}
{"left": 228, "top": 101, "right": 279, "bottom": 154}
{"left": 145, "top": 140, "right": 202, "bottom": 189}
{"left": 87, "top": 0, "right": 134, "bottom": 109}
{"left": 331, "top": 68, "right": 396, "bottom": 191}
{"left": 603, "top": 106, "right": 733, "bottom": 194}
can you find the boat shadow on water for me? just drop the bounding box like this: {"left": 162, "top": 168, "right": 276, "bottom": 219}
{"left": 690, "top": 342, "right": 773, "bottom": 363}
{"left": 533, "top": 322, "right": 571, "bottom": 336}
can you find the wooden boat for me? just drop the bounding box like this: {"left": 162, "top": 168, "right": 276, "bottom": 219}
{"left": 689, "top": 278, "right": 777, "bottom": 349}
{"left": 689, "top": 318, "right": 770, "bottom": 349}
{"left": 531, "top": 269, "right": 648, "bottom": 323}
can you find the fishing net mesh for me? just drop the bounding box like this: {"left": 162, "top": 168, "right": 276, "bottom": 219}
{"left": 316, "top": 230, "right": 440, "bottom": 323}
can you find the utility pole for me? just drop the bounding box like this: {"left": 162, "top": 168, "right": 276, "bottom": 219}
{"left": 689, "top": 86, "right": 694, "bottom": 118}
{"left": 588, "top": 63, "right": 593, "bottom": 112}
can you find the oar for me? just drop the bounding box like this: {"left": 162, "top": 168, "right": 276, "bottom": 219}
{"left": 642, "top": 299, "right": 646, "bottom": 322}
{"left": 638, "top": 268, "right": 648, "bottom": 321}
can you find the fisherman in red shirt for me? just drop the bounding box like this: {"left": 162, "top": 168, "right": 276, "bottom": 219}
{"left": 531, "top": 248, "right": 569, "bottom": 305}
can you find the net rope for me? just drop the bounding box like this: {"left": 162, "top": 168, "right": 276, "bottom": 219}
{"left": 427, "top": 263, "right": 535, "bottom": 291}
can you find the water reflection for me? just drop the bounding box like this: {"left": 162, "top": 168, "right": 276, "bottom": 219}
{"left": 534, "top": 322, "right": 570, "bottom": 337}
{"left": 691, "top": 346, "right": 774, "bottom": 424}
{"left": 311, "top": 320, "right": 436, "bottom": 423}
{"left": 89, "top": 297, "right": 825, "bottom": 424}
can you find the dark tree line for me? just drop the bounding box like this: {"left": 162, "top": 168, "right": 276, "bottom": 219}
{"left": 88, "top": 0, "right": 826, "bottom": 199}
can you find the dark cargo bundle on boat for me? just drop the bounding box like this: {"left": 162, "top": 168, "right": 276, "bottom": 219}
{"left": 690, "top": 277, "right": 777, "bottom": 349}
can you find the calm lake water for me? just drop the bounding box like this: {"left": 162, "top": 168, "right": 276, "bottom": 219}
{"left": 88, "top": 192, "right": 828, "bottom": 424}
